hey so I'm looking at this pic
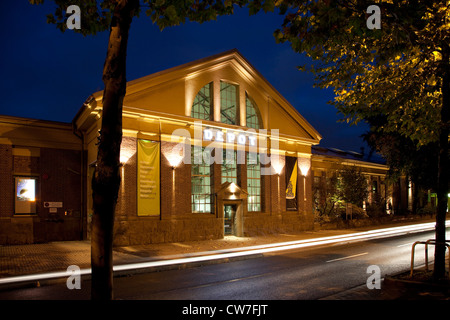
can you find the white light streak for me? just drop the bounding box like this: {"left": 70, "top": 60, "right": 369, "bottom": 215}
{"left": 0, "top": 221, "right": 447, "bottom": 286}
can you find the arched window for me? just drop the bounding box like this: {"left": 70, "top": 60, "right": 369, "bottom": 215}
{"left": 246, "top": 94, "right": 261, "bottom": 129}
{"left": 191, "top": 82, "right": 212, "bottom": 120}
{"left": 220, "top": 81, "right": 238, "bottom": 125}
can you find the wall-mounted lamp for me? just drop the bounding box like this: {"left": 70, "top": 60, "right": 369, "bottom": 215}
{"left": 164, "top": 148, "right": 185, "bottom": 214}
{"left": 298, "top": 156, "right": 311, "bottom": 177}
{"left": 299, "top": 164, "right": 310, "bottom": 177}
{"left": 272, "top": 160, "right": 284, "bottom": 176}
{"left": 165, "top": 151, "right": 184, "bottom": 169}
{"left": 270, "top": 159, "right": 284, "bottom": 213}
{"left": 120, "top": 148, "right": 135, "bottom": 165}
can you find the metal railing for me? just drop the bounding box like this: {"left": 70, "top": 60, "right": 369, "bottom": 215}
{"left": 410, "top": 239, "right": 450, "bottom": 278}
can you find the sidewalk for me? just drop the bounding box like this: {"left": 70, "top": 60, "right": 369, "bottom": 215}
{"left": 322, "top": 255, "right": 450, "bottom": 300}
{"left": 0, "top": 219, "right": 448, "bottom": 299}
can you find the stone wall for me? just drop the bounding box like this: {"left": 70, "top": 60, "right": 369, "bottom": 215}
{"left": 244, "top": 211, "right": 314, "bottom": 236}
{"left": 113, "top": 214, "right": 223, "bottom": 246}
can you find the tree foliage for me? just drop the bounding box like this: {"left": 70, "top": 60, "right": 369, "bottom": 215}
{"left": 271, "top": 0, "right": 448, "bottom": 145}
{"left": 363, "top": 115, "right": 441, "bottom": 192}
{"left": 272, "top": 0, "right": 449, "bottom": 279}
{"left": 29, "top": 0, "right": 259, "bottom": 35}
{"left": 313, "top": 167, "right": 369, "bottom": 223}
{"left": 336, "top": 166, "right": 369, "bottom": 207}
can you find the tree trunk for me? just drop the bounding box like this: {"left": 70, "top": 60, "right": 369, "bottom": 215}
{"left": 91, "top": 0, "right": 138, "bottom": 300}
{"left": 433, "top": 43, "right": 450, "bottom": 280}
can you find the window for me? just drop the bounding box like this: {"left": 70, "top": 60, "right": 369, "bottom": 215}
{"left": 220, "top": 81, "right": 239, "bottom": 125}
{"left": 247, "top": 152, "right": 261, "bottom": 212}
{"left": 221, "top": 149, "right": 237, "bottom": 184}
{"left": 191, "top": 146, "right": 213, "bottom": 213}
{"left": 246, "top": 95, "right": 261, "bottom": 129}
{"left": 191, "top": 82, "right": 263, "bottom": 129}
{"left": 15, "top": 176, "right": 37, "bottom": 214}
{"left": 191, "top": 82, "right": 213, "bottom": 120}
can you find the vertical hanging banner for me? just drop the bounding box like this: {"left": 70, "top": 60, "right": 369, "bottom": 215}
{"left": 138, "top": 140, "right": 160, "bottom": 216}
{"left": 286, "top": 160, "right": 298, "bottom": 199}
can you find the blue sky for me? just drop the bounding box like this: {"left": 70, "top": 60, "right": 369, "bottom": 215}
{"left": 0, "top": 1, "right": 370, "bottom": 152}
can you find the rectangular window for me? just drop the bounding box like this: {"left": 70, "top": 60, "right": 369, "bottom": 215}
{"left": 221, "top": 149, "right": 237, "bottom": 184}
{"left": 220, "top": 81, "right": 239, "bottom": 125}
{"left": 247, "top": 152, "right": 261, "bottom": 212}
{"left": 15, "top": 176, "right": 37, "bottom": 214}
{"left": 191, "top": 146, "right": 213, "bottom": 213}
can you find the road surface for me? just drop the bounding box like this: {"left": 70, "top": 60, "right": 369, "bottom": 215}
{"left": 0, "top": 224, "right": 447, "bottom": 301}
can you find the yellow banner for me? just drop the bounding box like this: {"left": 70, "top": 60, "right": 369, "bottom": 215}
{"left": 138, "top": 140, "right": 160, "bottom": 216}
{"left": 286, "top": 160, "right": 297, "bottom": 199}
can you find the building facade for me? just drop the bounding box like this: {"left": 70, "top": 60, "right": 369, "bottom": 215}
{"left": 1, "top": 50, "right": 414, "bottom": 246}
{"left": 0, "top": 115, "right": 84, "bottom": 244}
{"left": 311, "top": 146, "right": 394, "bottom": 219}
{"left": 74, "top": 50, "right": 322, "bottom": 246}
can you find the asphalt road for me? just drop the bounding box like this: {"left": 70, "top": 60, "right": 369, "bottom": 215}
{"left": 1, "top": 226, "right": 448, "bottom": 301}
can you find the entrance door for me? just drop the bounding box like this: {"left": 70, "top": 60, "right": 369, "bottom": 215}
{"left": 224, "top": 204, "right": 236, "bottom": 235}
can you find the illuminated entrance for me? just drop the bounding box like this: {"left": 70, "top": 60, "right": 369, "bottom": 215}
{"left": 216, "top": 182, "right": 247, "bottom": 237}
{"left": 224, "top": 204, "right": 237, "bottom": 235}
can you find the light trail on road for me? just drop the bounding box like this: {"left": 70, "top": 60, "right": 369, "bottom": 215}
{"left": 0, "top": 220, "right": 448, "bottom": 286}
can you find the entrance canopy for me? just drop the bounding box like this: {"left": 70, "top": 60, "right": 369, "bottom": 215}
{"left": 216, "top": 182, "right": 248, "bottom": 201}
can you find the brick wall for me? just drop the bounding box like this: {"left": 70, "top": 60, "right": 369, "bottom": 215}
{"left": 13, "top": 155, "right": 39, "bottom": 173}
{"left": 35, "top": 147, "right": 82, "bottom": 242}
{"left": 0, "top": 145, "right": 83, "bottom": 244}
{"left": 0, "top": 145, "right": 13, "bottom": 218}
{"left": 160, "top": 140, "right": 191, "bottom": 216}
{"left": 109, "top": 138, "right": 316, "bottom": 246}
{"left": 116, "top": 136, "right": 137, "bottom": 219}
{"left": 113, "top": 139, "right": 221, "bottom": 246}
{"left": 243, "top": 154, "right": 314, "bottom": 237}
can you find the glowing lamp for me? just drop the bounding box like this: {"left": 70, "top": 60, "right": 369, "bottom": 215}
{"left": 229, "top": 182, "right": 238, "bottom": 193}
{"left": 272, "top": 161, "right": 284, "bottom": 175}
{"left": 298, "top": 157, "right": 311, "bottom": 176}
{"left": 165, "top": 150, "right": 184, "bottom": 168}
{"left": 120, "top": 149, "right": 135, "bottom": 164}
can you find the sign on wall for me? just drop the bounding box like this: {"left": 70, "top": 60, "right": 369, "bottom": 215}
{"left": 44, "top": 202, "right": 63, "bottom": 208}
{"left": 137, "top": 140, "right": 160, "bottom": 216}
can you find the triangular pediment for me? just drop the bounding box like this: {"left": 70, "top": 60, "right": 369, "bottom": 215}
{"left": 216, "top": 182, "right": 248, "bottom": 200}
{"left": 75, "top": 50, "right": 321, "bottom": 147}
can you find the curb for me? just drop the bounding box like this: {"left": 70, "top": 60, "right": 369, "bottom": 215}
{"left": 380, "top": 262, "right": 450, "bottom": 300}
{"left": 383, "top": 274, "right": 450, "bottom": 292}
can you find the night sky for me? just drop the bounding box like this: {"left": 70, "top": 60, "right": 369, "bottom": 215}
{"left": 0, "top": 1, "right": 371, "bottom": 152}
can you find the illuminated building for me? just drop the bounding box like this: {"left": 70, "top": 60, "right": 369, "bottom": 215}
{"left": 0, "top": 50, "right": 424, "bottom": 245}
{"left": 74, "top": 50, "right": 321, "bottom": 245}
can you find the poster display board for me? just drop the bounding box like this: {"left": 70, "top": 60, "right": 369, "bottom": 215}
{"left": 15, "top": 177, "right": 37, "bottom": 214}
